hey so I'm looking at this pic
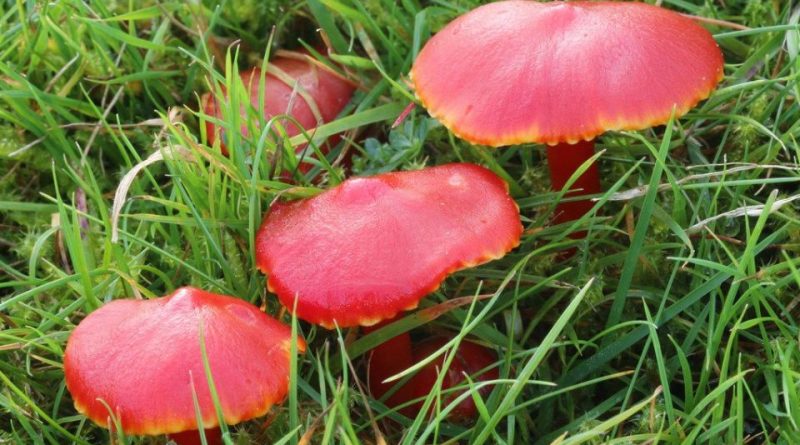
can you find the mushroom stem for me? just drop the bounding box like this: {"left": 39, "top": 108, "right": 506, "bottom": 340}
{"left": 169, "top": 427, "right": 222, "bottom": 445}
{"left": 364, "top": 318, "right": 415, "bottom": 406}
{"left": 545, "top": 140, "right": 601, "bottom": 232}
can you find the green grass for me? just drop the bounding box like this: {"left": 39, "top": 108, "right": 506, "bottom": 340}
{"left": 2, "top": 0, "right": 800, "bottom": 443}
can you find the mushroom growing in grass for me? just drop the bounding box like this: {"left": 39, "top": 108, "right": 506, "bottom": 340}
{"left": 255, "top": 163, "right": 522, "bottom": 415}
{"left": 411, "top": 1, "right": 724, "bottom": 232}
{"left": 64, "top": 287, "right": 305, "bottom": 445}
{"left": 202, "top": 51, "right": 356, "bottom": 174}
{"left": 256, "top": 163, "right": 522, "bottom": 328}
{"left": 369, "top": 336, "right": 499, "bottom": 421}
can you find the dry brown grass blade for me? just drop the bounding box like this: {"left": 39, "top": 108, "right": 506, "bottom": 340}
{"left": 110, "top": 144, "right": 194, "bottom": 243}
{"left": 417, "top": 294, "right": 494, "bottom": 322}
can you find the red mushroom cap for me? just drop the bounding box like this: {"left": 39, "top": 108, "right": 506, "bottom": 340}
{"left": 256, "top": 163, "right": 522, "bottom": 328}
{"left": 369, "top": 337, "right": 498, "bottom": 421}
{"left": 64, "top": 287, "right": 305, "bottom": 436}
{"left": 203, "top": 53, "right": 355, "bottom": 158}
{"left": 411, "top": 0, "right": 724, "bottom": 146}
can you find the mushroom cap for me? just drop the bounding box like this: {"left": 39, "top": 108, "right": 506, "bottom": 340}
{"left": 203, "top": 54, "right": 355, "bottom": 156}
{"left": 256, "top": 163, "right": 522, "bottom": 328}
{"left": 368, "top": 336, "right": 498, "bottom": 421}
{"left": 405, "top": 337, "right": 498, "bottom": 421}
{"left": 411, "top": 0, "right": 724, "bottom": 146}
{"left": 64, "top": 287, "right": 305, "bottom": 436}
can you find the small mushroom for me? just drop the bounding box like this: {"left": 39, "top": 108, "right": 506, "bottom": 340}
{"left": 368, "top": 336, "right": 498, "bottom": 421}
{"left": 63, "top": 287, "right": 305, "bottom": 444}
{"left": 202, "top": 51, "right": 356, "bottom": 172}
{"left": 255, "top": 163, "right": 522, "bottom": 328}
{"left": 411, "top": 1, "right": 724, "bottom": 230}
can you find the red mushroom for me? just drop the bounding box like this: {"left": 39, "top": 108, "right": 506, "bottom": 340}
{"left": 255, "top": 163, "right": 522, "bottom": 328}
{"left": 368, "top": 336, "right": 498, "bottom": 421}
{"left": 411, "top": 1, "right": 724, "bottom": 231}
{"left": 255, "top": 163, "right": 521, "bottom": 418}
{"left": 202, "top": 51, "right": 356, "bottom": 172}
{"left": 63, "top": 287, "right": 305, "bottom": 444}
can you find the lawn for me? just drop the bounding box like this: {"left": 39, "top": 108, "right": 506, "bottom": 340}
{"left": 2, "top": 0, "right": 800, "bottom": 443}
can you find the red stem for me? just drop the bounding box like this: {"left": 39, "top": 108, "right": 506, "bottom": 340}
{"left": 169, "top": 427, "right": 223, "bottom": 445}
{"left": 364, "top": 318, "right": 414, "bottom": 406}
{"left": 545, "top": 140, "right": 601, "bottom": 230}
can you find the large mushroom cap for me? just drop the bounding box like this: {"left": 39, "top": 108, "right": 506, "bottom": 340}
{"left": 64, "top": 287, "right": 305, "bottom": 436}
{"left": 411, "top": 0, "right": 724, "bottom": 146}
{"left": 256, "top": 163, "right": 522, "bottom": 328}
